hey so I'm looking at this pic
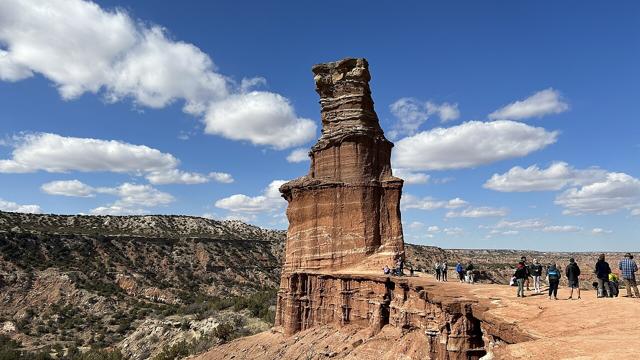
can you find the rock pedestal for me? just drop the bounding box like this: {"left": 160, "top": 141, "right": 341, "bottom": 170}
{"left": 279, "top": 58, "right": 405, "bottom": 274}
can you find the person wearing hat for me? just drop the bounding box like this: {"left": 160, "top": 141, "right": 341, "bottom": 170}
{"left": 566, "top": 258, "right": 581, "bottom": 300}
{"left": 619, "top": 253, "right": 640, "bottom": 298}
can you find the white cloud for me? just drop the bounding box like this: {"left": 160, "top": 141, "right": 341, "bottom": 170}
{"left": 41, "top": 180, "right": 95, "bottom": 197}
{"left": 215, "top": 180, "right": 287, "bottom": 213}
{"left": 427, "top": 225, "right": 440, "bottom": 233}
{"left": 407, "top": 221, "right": 425, "bottom": 230}
{"left": 286, "top": 148, "right": 310, "bottom": 163}
{"left": 0, "top": 198, "right": 41, "bottom": 213}
{"left": 0, "top": 133, "right": 177, "bottom": 174}
{"left": 208, "top": 172, "right": 234, "bottom": 184}
{"left": 0, "top": 0, "right": 314, "bottom": 149}
{"left": 145, "top": 170, "right": 234, "bottom": 185}
{"left": 90, "top": 182, "right": 174, "bottom": 215}
{"left": 426, "top": 101, "right": 460, "bottom": 123}
{"left": 489, "top": 88, "right": 569, "bottom": 120}
{"left": 542, "top": 225, "right": 582, "bottom": 233}
{"left": 388, "top": 98, "right": 460, "bottom": 138}
{"left": 392, "top": 121, "right": 558, "bottom": 171}
{"left": 484, "top": 162, "right": 607, "bottom": 192}
{"left": 446, "top": 206, "right": 508, "bottom": 218}
{"left": 489, "top": 218, "right": 546, "bottom": 230}
{"left": 0, "top": 133, "right": 228, "bottom": 185}
{"left": 591, "top": 228, "right": 613, "bottom": 235}
{"left": 204, "top": 92, "right": 316, "bottom": 149}
{"left": 632, "top": 208, "right": 640, "bottom": 217}
{"left": 402, "top": 195, "right": 467, "bottom": 211}
{"left": 41, "top": 179, "right": 174, "bottom": 215}
{"left": 393, "top": 168, "right": 430, "bottom": 184}
{"left": 443, "top": 227, "right": 464, "bottom": 235}
{"left": 555, "top": 172, "right": 640, "bottom": 215}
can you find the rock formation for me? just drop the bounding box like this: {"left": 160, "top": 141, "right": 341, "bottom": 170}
{"left": 279, "top": 58, "right": 404, "bottom": 273}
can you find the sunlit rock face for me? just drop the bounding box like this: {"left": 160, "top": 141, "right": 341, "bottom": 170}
{"left": 279, "top": 58, "right": 405, "bottom": 274}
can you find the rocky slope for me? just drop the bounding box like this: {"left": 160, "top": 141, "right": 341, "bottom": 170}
{"left": 0, "top": 210, "right": 285, "bottom": 359}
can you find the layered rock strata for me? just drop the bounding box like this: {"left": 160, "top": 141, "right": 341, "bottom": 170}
{"left": 279, "top": 58, "right": 404, "bottom": 273}
{"left": 275, "top": 273, "right": 489, "bottom": 359}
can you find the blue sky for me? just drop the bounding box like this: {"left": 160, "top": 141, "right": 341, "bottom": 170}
{"left": 0, "top": 0, "right": 638, "bottom": 251}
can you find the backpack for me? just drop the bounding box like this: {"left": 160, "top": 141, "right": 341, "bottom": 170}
{"left": 548, "top": 268, "right": 559, "bottom": 280}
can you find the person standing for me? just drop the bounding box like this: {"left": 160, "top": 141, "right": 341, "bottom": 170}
{"left": 441, "top": 261, "right": 448, "bottom": 282}
{"left": 521, "top": 256, "right": 531, "bottom": 291}
{"left": 619, "top": 253, "right": 640, "bottom": 298}
{"left": 530, "top": 259, "right": 543, "bottom": 294}
{"left": 566, "top": 258, "right": 581, "bottom": 300}
{"left": 466, "top": 262, "right": 475, "bottom": 284}
{"left": 456, "top": 262, "right": 465, "bottom": 282}
{"left": 434, "top": 261, "right": 441, "bottom": 281}
{"left": 594, "top": 254, "right": 612, "bottom": 298}
{"left": 514, "top": 262, "right": 527, "bottom": 297}
{"left": 547, "top": 262, "right": 561, "bottom": 300}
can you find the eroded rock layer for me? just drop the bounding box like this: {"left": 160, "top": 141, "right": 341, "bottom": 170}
{"left": 276, "top": 273, "right": 489, "bottom": 358}
{"left": 279, "top": 58, "right": 404, "bottom": 273}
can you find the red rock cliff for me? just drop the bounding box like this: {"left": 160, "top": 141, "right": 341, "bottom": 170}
{"left": 279, "top": 58, "right": 405, "bottom": 274}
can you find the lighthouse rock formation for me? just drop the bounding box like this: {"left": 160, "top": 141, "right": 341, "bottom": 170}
{"left": 279, "top": 58, "right": 405, "bottom": 274}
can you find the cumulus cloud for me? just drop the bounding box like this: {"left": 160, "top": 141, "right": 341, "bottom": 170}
{"left": 446, "top": 206, "right": 508, "bottom": 218}
{"left": 402, "top": 195, "right": 467, "bottom": 211}
{"left": 204, "top": 92, "right": 316, "bottom": 149}
{"left": 591, "top": 228, "right": 613, "bottom": 235}
{"left": 542, "top": 225, "right": 583, "bottom": 233}
{"left": 392, "top": 121, "right": 558, "bottom": 171}
{"left": 555, "top": 172, "right": 640, "bottom": 215}
{"left": 0, "top": 198, "right": 41, "bottom": 213}
{"left": 393, "top": 169, "right": 430, "bottom": 184}
{"left": 0, "top": 133, "right": 230, "bottom": 185}
{"left": 488, "top": 218, "right": 546, "bottom": 230}
{"left": 41, "top": 179, "right": 174, "bottom": 215}
{"left": 208, "top": 172, "right": 234, "bottom": 184}
{"left": 484, "top": 162, "right": 607, "bottom": 192}
{"left": 0, "top": 0, "right": 315, "bottom": 149}
{"left": 388, "top": 98, "right": 460, "bottom": 138}
{"left": 286, "top": 148, "right": 310, "bottom": 163}
{"left": 41, "top": 180, "right": 95, "bottom": 197}
{"left": 489, "top": 88, "right": 569, "bottom": 120}
{"left": 215, "top": 180, "right": 287, "bottom": 213}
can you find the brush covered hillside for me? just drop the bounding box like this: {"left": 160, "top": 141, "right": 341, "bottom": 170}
{"left": 0, "top": 211, "right": 285, "bottom": 360}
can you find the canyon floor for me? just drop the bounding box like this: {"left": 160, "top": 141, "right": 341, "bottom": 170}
{"left": 193, "top": 272, "right": 640, "bottom": 360}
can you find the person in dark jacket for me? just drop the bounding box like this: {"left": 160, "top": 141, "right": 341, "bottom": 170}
{"left": 521, "top": 256, "right": 531, "bottom": 291}
{"left": 514, "top": 262, "right": 528, "bottom": 297}
{"left": 566, "top": 258, "right": 581, "bottom": 300}
{"left": 594, "top": 254, "right": 612, "bottom": 298}
{"left": 466, "top": 263, "right": 475, "bottom": 284}
{"left": 547, "top": 263, "right": 561, "bottom": 300}
{"left": 530, "top": 259, "right": 543, "bottom": 294}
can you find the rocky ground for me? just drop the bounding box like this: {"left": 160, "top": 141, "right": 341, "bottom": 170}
{"left": 193, "top": 273, "right": 640, "bottom": 360}
{"left": 0, "top": 211, "right": 284, "bottom": 359}
{"left": 0, "top": 210, "right": 634, "bottom": 359}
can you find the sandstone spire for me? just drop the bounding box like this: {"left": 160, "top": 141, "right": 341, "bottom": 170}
{"left": 279, "top": 57, "right": 405, "bottom": 274}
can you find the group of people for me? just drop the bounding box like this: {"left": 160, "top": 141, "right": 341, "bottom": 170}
{"left": 512, "top": 253, "right": 640, "bottom": 300}
{"left": 433, "top": 261, "right": 448, "bottom": 281}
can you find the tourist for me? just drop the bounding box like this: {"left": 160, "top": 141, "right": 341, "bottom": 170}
{"left": 434, "top": 261, "right": 441, "bottom": 281}
{"left": 530, "top": 259, "right": 543, "bottom": 294}
{"left": 618, "top": 253, "right": 640, "bottom": 298}
{"left": 521, "top": 256, "right": 531, "bottom": 291}
{"left": 441, "top": 261, "right": 448, "bottom": 282}
{"left": 456, "top": 262, "right": 465, "bottom": 282}
{"left": 566, "top": 258, "right": 581, "bottom": 300}
{"left": 547, "top": 262, "right": 561, "bottom": 300}
{"left": 466, "top": 262, "right": 475, "bottom": 284}
{"left": 383, "top": 265, "right": 390, "bottom": 275}
{"left": 608, "top": 272, "right": 619, "bottom": 297}
{"left": 396, "top": 258, "right": 404, "bottom": 276}
{"left": 514, "top": 261, "right": 527, "bottom": 297}
{"left": 594, "top": 254, "right": 612, "bottom": 298}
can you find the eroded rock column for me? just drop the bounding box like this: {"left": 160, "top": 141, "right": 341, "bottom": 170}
{"left": 279, "top": 58, "right": 405, "bottom": 274}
